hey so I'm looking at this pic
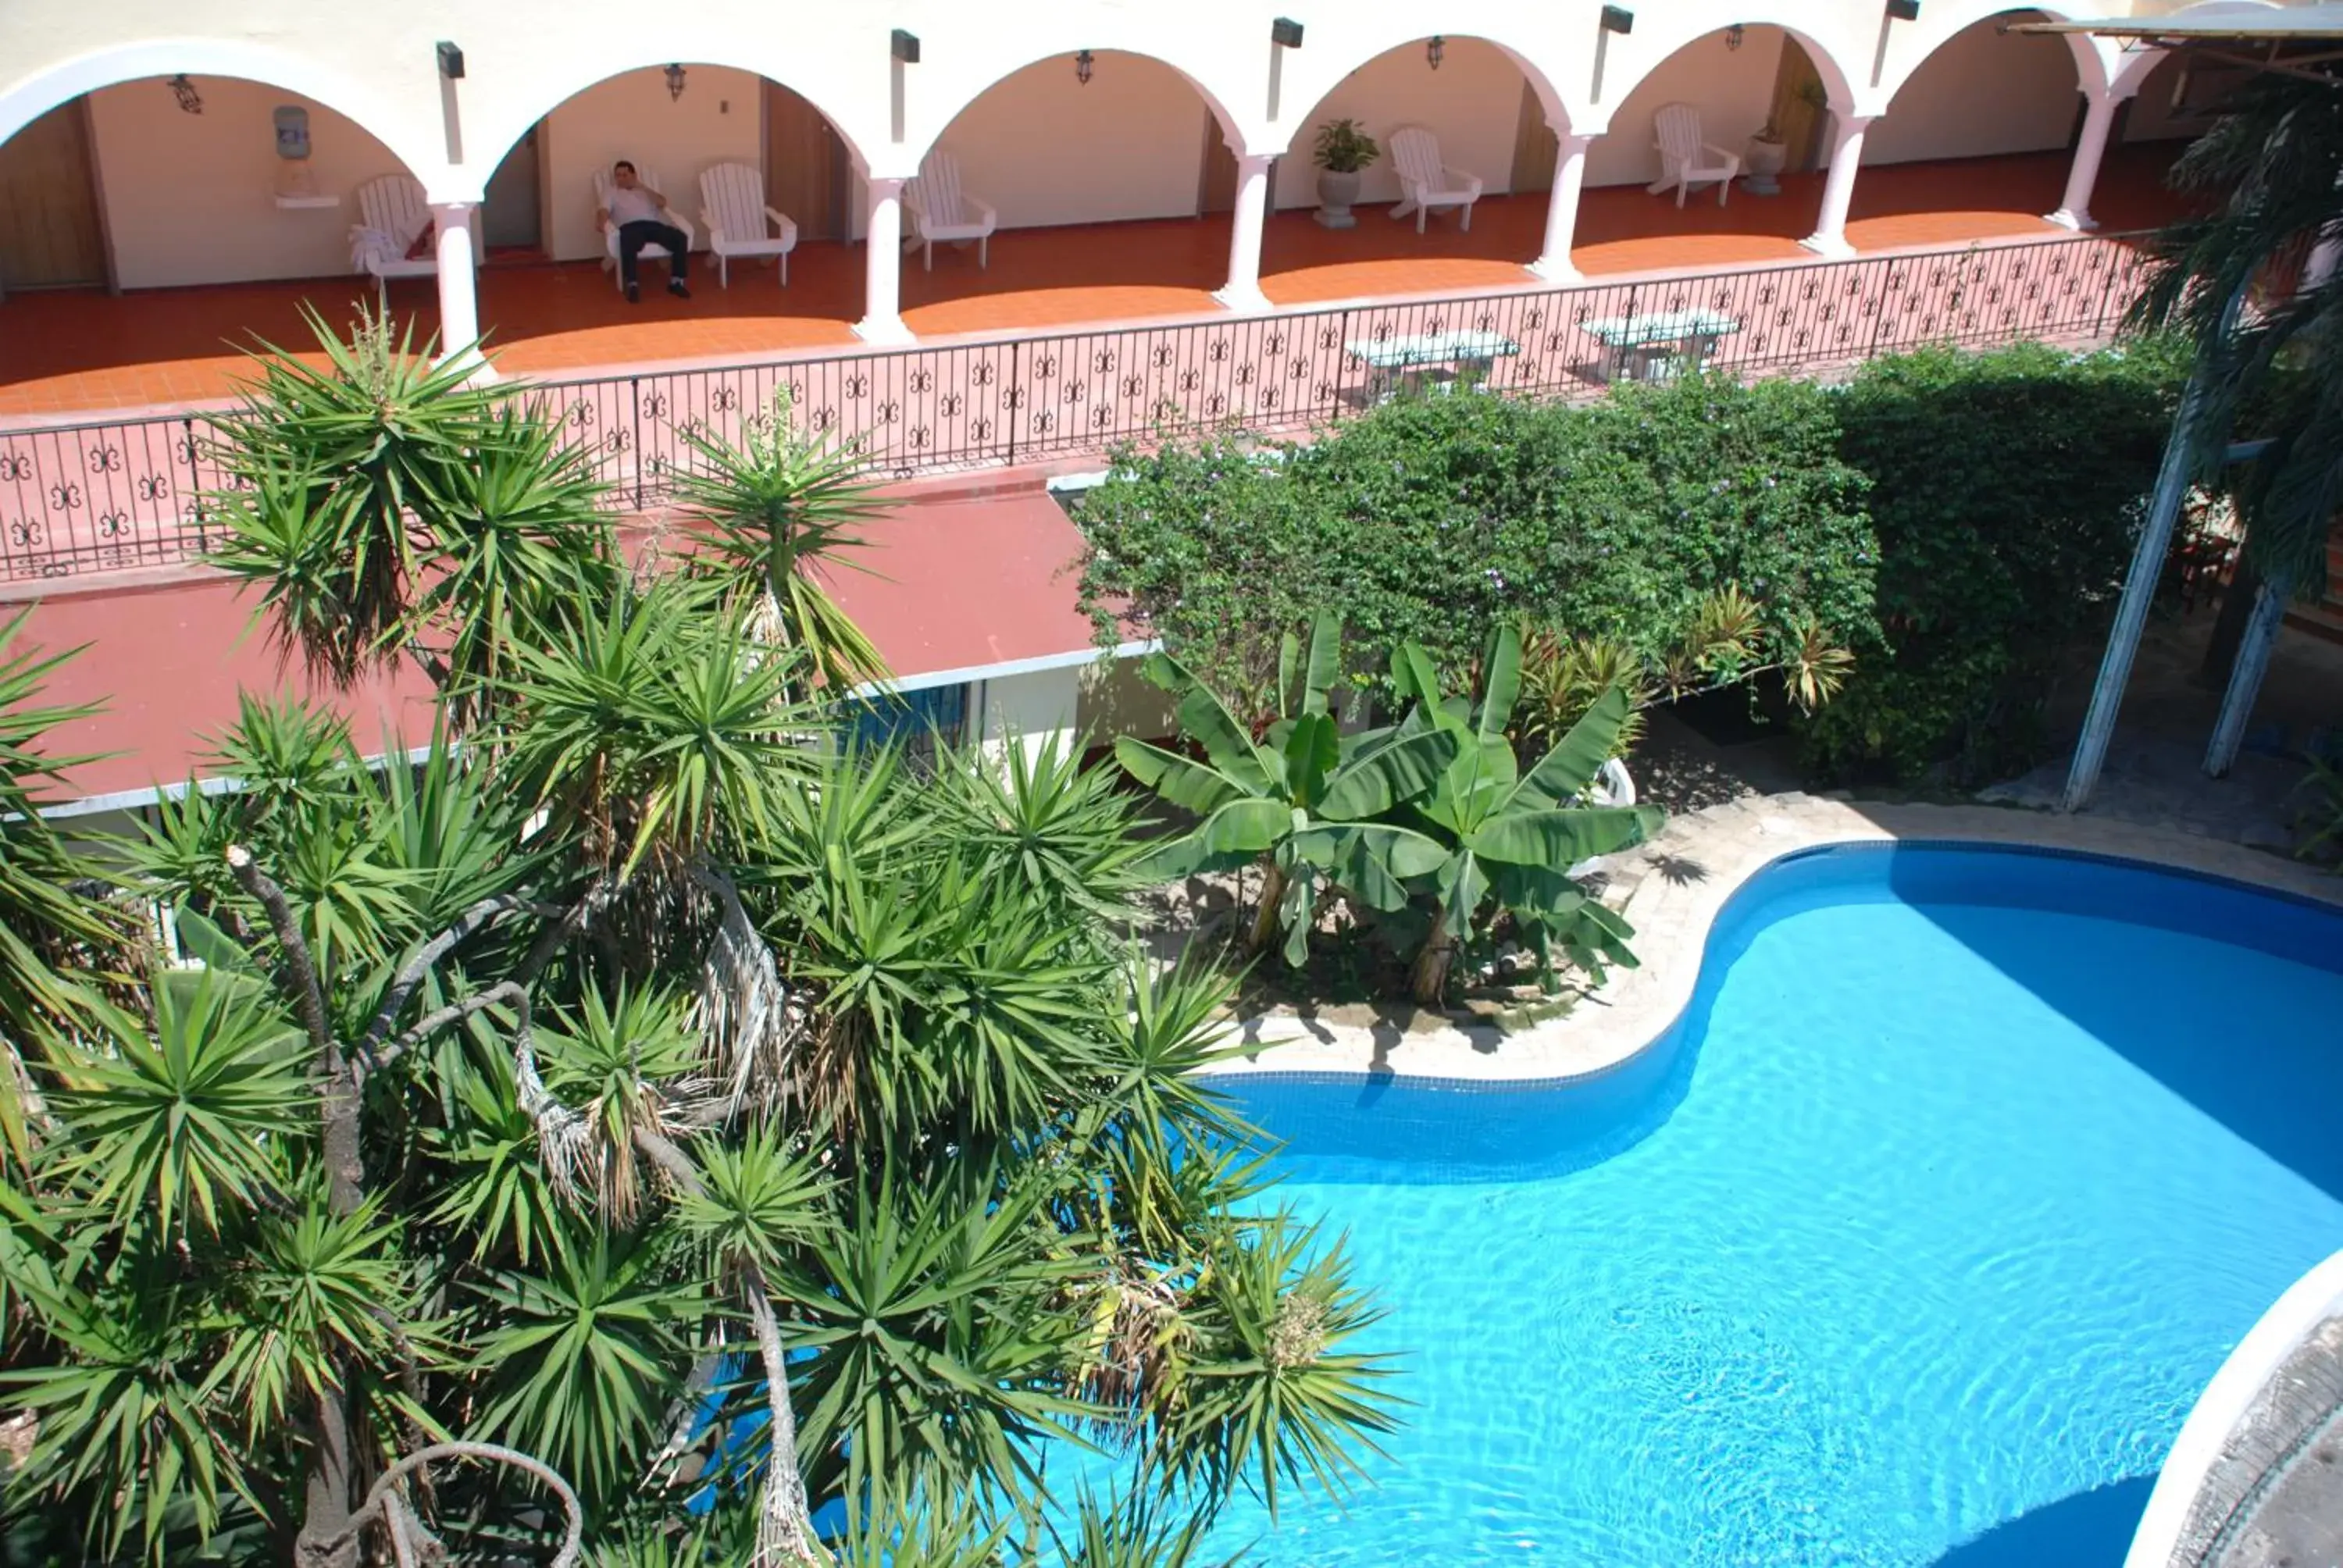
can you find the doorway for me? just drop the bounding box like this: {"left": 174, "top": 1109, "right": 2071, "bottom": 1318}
{"left": 764, "top": 81, "right": 847, "bottom": 242}
{"left": 1196, "top": 111, "right": 1239, "bottom": 214}
{"left": 0, "top": 98, "right": 107, "bottom": 291}
{"left": 1767, "top": 37, "right": 1831, "bottom": 172}
{"left": 482, "top": 123, "right": 544, "bottom": 254}
{"left": 1509, "top": 81, "right": 1560, "bottom": 194}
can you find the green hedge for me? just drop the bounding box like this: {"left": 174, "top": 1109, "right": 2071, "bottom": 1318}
{"left": 1076, "top": 375, "right": 1878, "bottom": 717}
{"left": 1799, "top": 340, "right": 2184, "bottom": 785}
{"left": 1075, "top": 340, "right": 2184, "bottom": 786}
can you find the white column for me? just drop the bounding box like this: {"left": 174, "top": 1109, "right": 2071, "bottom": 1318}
{"left": 855, "top": 176, "right": 913, "bottom": 345}
{"left": 1530, "top": 133, "right": 1594, "bottom": 284}
{"left": 2046, "top": 91, "right": 2124, "bottom": 231}
{"left": 427, "top": 201, "right": 487, "bottom": 372}
{"left": 1800, "top": 115, "right": 1874, "bottom": 261}
{"left": 1214, "top": 154, "right": 1274, "bottom": 314}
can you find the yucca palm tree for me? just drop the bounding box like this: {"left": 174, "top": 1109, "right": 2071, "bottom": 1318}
{"left": 669, "top": 391, "right": 892, "bottom": 700}
{"left": 0, "top": 614, "right": 128, "bottom": 1173}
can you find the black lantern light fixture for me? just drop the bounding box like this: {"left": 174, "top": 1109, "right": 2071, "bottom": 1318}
{"left": 1600, "top": 5, "right": 1635, "bottom": 35}
{"left": 1724, "top": 23, "right": 1745, "bottom": 50}
{"left": 664, "top": 62, "right": 687, "bottom": 101}
{"left": 1075, "top": 48, "right": 1095, "bottom": 85}
{"left": 168, "top": 73, "right": 204, "bottom": 114}
{"left": 1271, "top": 16, "right": 1304, "bottom": 48}
{"left": 1426, "top": 34, "right": 1446, "bottom": 69}
{"left": 1886, "top": 0, "right": 1921, "bottom": 18}
{"left": 435, "top": 41, "right": 465, "bottom": 79}
{"left": 891, "top": 28, "right": 921, "bottom": 64}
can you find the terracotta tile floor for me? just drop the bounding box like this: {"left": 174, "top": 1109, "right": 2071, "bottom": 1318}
{"left": 0, "top": 145, "right": 2185, "bottom": 421}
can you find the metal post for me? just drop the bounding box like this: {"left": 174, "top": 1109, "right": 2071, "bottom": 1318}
{"left": 629, "top": 377, "right": 644, "bottom": 511}
{"left": 1003, "top": 342, "right": 1022, "bottom": 464}
{"left": 1332, "top": 308, "right": 1351, "bottom": 422}
{"left": 182, "top": 416, "right": 206, "bottom": 551}
{"left": 2060, "top": 287, "right": 2245, "bottom": 812}
{"left": 2202, "top": 574, "right": 2290, "bottom": 777}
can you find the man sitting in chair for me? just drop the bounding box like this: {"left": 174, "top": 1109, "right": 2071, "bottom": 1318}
{"left": 598, "top": 159, "right": 691, "bottom": 303}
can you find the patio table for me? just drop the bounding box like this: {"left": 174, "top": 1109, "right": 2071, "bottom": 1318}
{"left": 1345, "top": 330, "right": 1521, "bottom": 401}
{"left": 1579, "top": 308, "right": 1741, "bottom": 383}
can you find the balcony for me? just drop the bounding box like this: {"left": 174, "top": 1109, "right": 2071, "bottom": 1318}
{"left": 0, "top": 145, "right": 2184, "bottom": 425}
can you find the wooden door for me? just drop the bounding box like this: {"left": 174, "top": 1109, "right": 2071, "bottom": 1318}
{"left": 1508, "top": 80, "right": 1560, "bottom": 194}
{"left": 0, "top": 98, "right": 106, "bottom": 290}
{"left": 765, "top": 81, "right": 845, "bottom": 242}
{"left": 1767, "top": 37, "right": 1829, "bottom": 173}
{"left": 1196, "top": 111, "right": 1239, "bottom": 214}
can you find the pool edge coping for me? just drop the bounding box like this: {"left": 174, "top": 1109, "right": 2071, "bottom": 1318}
{"left": 1198, "top": 795, "right": 2343, "bottom": 1085}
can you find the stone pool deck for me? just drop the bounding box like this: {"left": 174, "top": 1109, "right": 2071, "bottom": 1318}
{"left": 1211, "top": 793, "right": 2343, "bottom": 1084}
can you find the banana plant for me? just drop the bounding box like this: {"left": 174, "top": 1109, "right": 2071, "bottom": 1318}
{"left": 1114, "top": 614, "right": 1458, "bottom": 964}
{"left": 1371, "top": 625, "right": 1664, "bottom": 1003}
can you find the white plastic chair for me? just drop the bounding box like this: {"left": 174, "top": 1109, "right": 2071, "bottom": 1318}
{"left": 1388, "top": 127, "right": 1484, "bottom": 233}
{"left": 592, "top": 167, "right": 697, "bottom": 293}
{"left": 351, "top": 175, "right": 437, "bottom": 299}
{"left": 699, "top": 162, "right": 799, "bottom": 287}
{"left": 902, "top": 150, "right": 998, "bottom": 271}
{"left": 1649, "top": 104, "right": 1741, "bottom": 208}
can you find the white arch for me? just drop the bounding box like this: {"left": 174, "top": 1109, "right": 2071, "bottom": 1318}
{"left": 462, "top": 49, "right": 876, "bottom": 201}
{"left": 1285, "top": 29, "right": 1577, "bottom": 140}
{"left": 0, "top": 38, "right": 446, "bottom": 186}
{"left": 1597, "top": 13, "right": 1863, "bottom": 123}
{"left": 1876, "top": 5, "right": 2112, "bottom": 105}
{"left": 910, "top": 42, "right": 1252, "bottom": 167}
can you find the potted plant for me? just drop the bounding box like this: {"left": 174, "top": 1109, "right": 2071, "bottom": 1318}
{"left": 1311, "top": 117, "right": 1379, "bottom": 230}
{"left": 1745, "top": 117, "right": 1788, "bottom": 196}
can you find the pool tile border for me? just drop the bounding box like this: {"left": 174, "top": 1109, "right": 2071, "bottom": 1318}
{"left": 1201, "top": 796, "right": 2343, "bottom": 1085}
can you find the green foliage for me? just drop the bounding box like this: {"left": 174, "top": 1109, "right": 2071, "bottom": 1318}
{"left": 205, "top": 305, "right": 612, "bottom": 715}
{"left": 5, "top": 319, "right": 1397, "bottom": 1567}
{"left": 1120, "top": 615, "right": 1660, "bottom": 1000}
{"left": 1076, "top": 374, "right": 1878, "bottom": 726}
{"left": 670, "top": 390, "right": 893, "bottom": 700}
{"left": 1799, "top": 341, "right": 2184, "bottom": 784}
{"left": 1309, "top": 118, "right": 1378, "bottom": 174}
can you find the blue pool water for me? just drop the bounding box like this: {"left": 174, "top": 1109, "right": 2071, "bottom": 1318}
{"left": 1199, "top": 843, "right": 2343, "bottom": 1567}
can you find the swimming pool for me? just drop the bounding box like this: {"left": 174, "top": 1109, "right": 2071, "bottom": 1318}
{"left": 1200, "top": 843, "right": 2343, "bottom": 1566}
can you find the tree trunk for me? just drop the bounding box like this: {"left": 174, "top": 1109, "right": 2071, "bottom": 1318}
{"left": 1247, "top": 861, "right": 1286, "bottom": 954}
{"left": 297, "top": 1388, "right": 360, "bottom": 1568}
{"left": 744, "top": 1267, "right": 815, "bottom": 1566}
{"left": 1410, "top": 901, "right": 1454, "bottom": 1006}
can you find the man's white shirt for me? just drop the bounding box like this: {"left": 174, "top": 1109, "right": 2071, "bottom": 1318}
{"left": 605, "top": 185, "right": 665, "bottom": 227}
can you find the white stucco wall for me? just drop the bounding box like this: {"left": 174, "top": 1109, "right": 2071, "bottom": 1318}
{"left": 1586, "top": 27, "right": 1786, "bottom": 189}
{"left": 1866, "top": 16, "right": 2081, "bottom": 165}
{"left": 976, "top": 664, "right": 1082, "bottom": 769}
{"left": 1075, "top": 654, "right": 1177, "bottom": 743}
{"left": 540, "top": 65, "right": 761, "bottom": 263}
{"left": 86, "top": 77, "right": 407, "bottom": 288}
{"left": 936, "top": 52, "right": 1211, "bottom": 229}
{"left": 1272, "top": 35, "right": 1526, "bottom": 210}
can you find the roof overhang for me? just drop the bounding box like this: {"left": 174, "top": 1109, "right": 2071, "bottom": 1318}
{"left": 2010, "top": 5, "right": 2343, "bottom": 82}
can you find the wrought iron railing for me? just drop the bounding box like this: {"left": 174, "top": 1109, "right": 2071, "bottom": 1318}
{"left": 1, "top": 230, "right": 2149, "bottom": 582}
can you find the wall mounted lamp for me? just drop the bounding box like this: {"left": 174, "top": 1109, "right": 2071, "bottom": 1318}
{"left": 1600, "top": 5, "right": 1635, "bottom": 35}
{"left": 1075, "top": 49, "right": 1095, "bottom": 85}
{"left": 1271, "top": 17, "right": 1304, "bottom": 48}
{"left": 435, "top": 41, "right": 465, "bottom": 80}
{"left": 891, "top": 29, "right": 921, "bottom": 64}
{"left": 664, "top": 62, "right": 687, "bottom": 101}
{"left": 1886, "top": 0, "right": 1921, "bottom": 18}
{"left": 168, "top": 73, "right": 204, "bottom": 113}
{"left": 1724, "top": 24, "right": 1745, "bottom": 51}
{"left": 1426, "top": 34, "right": 1446, "bottom": 69}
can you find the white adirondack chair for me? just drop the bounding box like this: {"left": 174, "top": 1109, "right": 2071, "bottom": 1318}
{"left": 1649, "top": 103, "right": 1741, "bottom": 208}
{"left": 351, "top": 175, "right": 437, "bottom": 298}
{"left": 592, "top": 167, "right": 697, "bottom": 292}
{"left": 699, "top": 162, "right": 799, "bottom": 287}
{"left": 902, "top": 151, "right": 998, "bottom": 271}
{"left": 1388, "top": 128, "right": 1484, "bottom": 233}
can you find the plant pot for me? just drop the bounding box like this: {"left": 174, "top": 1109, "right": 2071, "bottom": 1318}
{"left": 1315, "top": 169, "right": 1363, "bottom": 230}
{"left": 1743, "top": 138, "right": 1787, "bottom": 197}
